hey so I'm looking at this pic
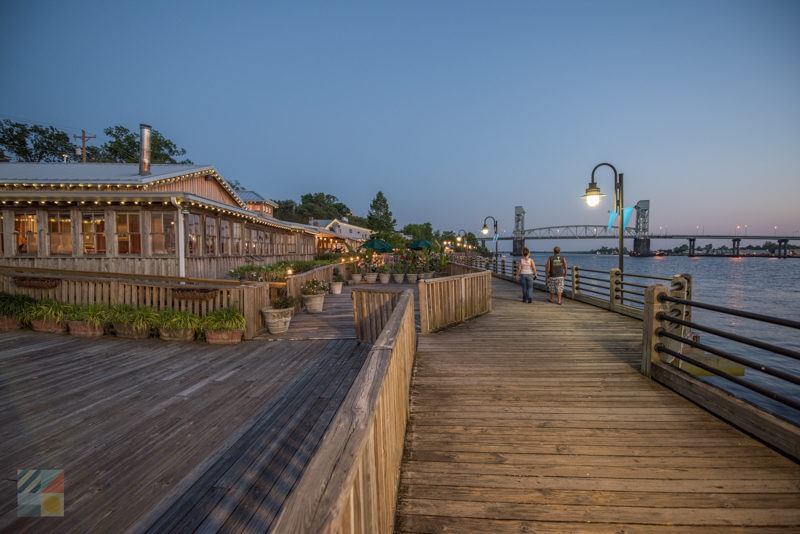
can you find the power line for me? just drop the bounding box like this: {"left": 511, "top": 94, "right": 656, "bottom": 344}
{"left": 73, "top": 129, "right": 96, "bottom": 163}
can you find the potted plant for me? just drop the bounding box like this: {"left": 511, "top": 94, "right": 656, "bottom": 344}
{"left": 156, "top": 309, "right": 201, "bottom": 342}
{"left": 0, "top": 292, "right": 36, "bottom": 330}
{"left": 21, "top": 299, "right": 71, "bottom": 333}
{"left": 330, "top": 271, "right": 346, "bottom": 295}
{"left": 301, "top": 279, "right": 328, "bottom": 313}
{"left": 363, "top": 263, "right": 379, "bottom": 284}
{"left": 110, "top": 304, "right": 157, "bottom": 339}
{"left": 202, "top": 306, "right": 246, "bottom": 344}
{"left": 261, "top": 295, "right": 298, "bottom": 334}
{"left": 67, "top": 303, "right": 110, "bottom": 337}
{"left": 378, "top": 264, "right": 391, "bottom": 284}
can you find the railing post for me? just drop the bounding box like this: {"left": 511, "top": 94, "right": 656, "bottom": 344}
{"left": 642, "top": 283, "right": 669, "bottom": 377}
{"left": 501, "top": 257, "right": 506, "bottom": 276}
{"left": 571, "top": 266, "right": 579, "bottom": 299}
{"left": 417, "top": 279, "right": 429, "bottom": 334}
{"left": 609, "top": 268, "right": 622, "bottom": 311}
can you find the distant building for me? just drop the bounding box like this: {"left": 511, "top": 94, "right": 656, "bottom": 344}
{"left": 309, "top": 218, "right": 372, "bottom": 249}
{"left": 0, "top": 161, "right": 316, "bottom": 278}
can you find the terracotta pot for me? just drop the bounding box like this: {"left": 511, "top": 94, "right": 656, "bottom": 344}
{"left": 114, "top": 323, "right": 150, "bottom": 339}
{"left": 30, "top": 319, "right": 67, "bottom": 334}
{"left": 302, "top": 293, "right": 325, "bottom": 314}
{"left": 406, "top": 273, "right": 418, "bottom": 283}
{"left": 67, "top": 320, "right": 104, "bottom": 337}
{"left": 0, "top": 316, "right": 22, "bottom": 331}
{"left": 364, "top": 273, "right": 378, "bottom": 284}
{"left": 329, "top": 281, "right": 344, "bottom": 295}
{"left": 262, "top": 307, "right": 293, "bottom": 334}
{"left": 392, "top": 273, "right": 405, "bottom": 284}
{"left": 158, "top": 327, "right": 195, "bottom": 342}
{"left": 204, "top": 330, "right": 243, "bottom": 344}
{"left": 378, "top": 273, "right": 391, "bottom": 284}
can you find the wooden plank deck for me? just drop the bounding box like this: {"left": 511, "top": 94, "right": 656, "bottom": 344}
{"left": 0, "top": 330, "right": 369, "bottom": 533}
{"left": 396, "top": 278, "right": 800, "bottom": 533}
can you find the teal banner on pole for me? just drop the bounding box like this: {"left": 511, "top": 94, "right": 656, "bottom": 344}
{"left": 622, "top": 206, "right": 634, "bottom": 229}
{"left": 606, "top": 210, "right": 617, "bottom": 231}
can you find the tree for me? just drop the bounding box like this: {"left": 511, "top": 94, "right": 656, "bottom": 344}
{"left": 296, "top": 193, "right": 351, "bottom": 221}
{"left": 0, "top": 120, "right": 74, "bottom": 162}
{"left": 366, "top": 191, "right": 396, "bottom": 234}
{"left": 273, "top": 199, "right": 304, "bottom": 222}
{"left": 87, "top": 125, "right": 192, "bottom": 163}
{"left": 402, "top": 223, "right": 434, "bottom": 241}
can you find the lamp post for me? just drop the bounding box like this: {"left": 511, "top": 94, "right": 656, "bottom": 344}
{"left": 481, "top": 216, "right": 499, "bottom": 262}
{"left": 456, "top": 229, "right": 467, "bottom": 251}
{"left": 581, "top": 162, "right": 624, "bottom": 272}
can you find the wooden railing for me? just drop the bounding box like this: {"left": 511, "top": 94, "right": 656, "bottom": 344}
{"left": 418, "top": 266, "right": 492, "bottom": 334}
{"left": 351, "top": 288, "right": 404, "bottom": 343}
{"left": 0, "top": 265, "right": 268, "bottom": 339}
{"left": 285, "top": 261, "right": 354, "bottom": 302}
{"left": 271, "top": 289, "right": 417, "bottom": 533}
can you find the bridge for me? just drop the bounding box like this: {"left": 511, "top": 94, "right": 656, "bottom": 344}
{"left": 482, "top": 204, "right": 798, "bottom": 257}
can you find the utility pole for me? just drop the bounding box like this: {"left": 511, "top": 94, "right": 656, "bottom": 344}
{"left": 73, "top": 129, "right": 96, "bottom": 163}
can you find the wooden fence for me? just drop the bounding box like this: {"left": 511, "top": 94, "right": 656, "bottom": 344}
{"left": 418, "top": 267, "right": 492, "bottom": 334}
{"left": 351, "top": 288, "right": 404, "bottom": 343}
{"left": 285, "top": 261, "right": 354, "bottom": 302}
{"left": 271, "top": 289, "right": 417, "bottom": 533}
{"left": 0, "top": 265, "right": 269, "bottom": 339}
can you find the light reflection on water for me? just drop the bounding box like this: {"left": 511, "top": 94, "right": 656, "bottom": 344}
{"left": 509, "top": 252, "right": 800, "bottom": 425}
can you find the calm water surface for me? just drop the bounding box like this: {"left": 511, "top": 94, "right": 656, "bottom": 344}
{"left": 506, "top": 252, "right": 800, "bottom": 425}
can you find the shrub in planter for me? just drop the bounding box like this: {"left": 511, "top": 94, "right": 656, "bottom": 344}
{"left": 0, "top": 292, "right": 36, "bottom": 330}
{"left": 156, "top": 309, "right": 201, "bottom": 342}
{"left": 110, "top": 304, "right": 158, "bottom": 339}
{"left": 262, "top": 295, "right": 298, "bottom": 335}
{"left": 300, "top": 279, "right": 328, "bottom": 314}
{"left": 67, "top": 303, "right": 110, "bottom": 337}
{"left": 202, "top": 306, "right": 246, "bottom": 344}
{"left": 21, "top": 299, "right": 71, "bottom": 333}
{"left": 378, "top": 264, "right": 391, "bottom": 284}
{"left": 330, "top": 272, "right": 346, "bottom": 295}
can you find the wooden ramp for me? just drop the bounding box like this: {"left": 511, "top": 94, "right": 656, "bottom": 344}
{"left": 396, "top": 278, "right": 800, "bottom": 533}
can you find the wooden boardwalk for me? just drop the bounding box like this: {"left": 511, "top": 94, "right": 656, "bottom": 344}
{"left": 0, "top": 330, "right": 368, "bottom": 533}
{"left": 396, "top": 278, "right": 800, "bottom": 533}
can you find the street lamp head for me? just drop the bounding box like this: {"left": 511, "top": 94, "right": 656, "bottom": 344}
{"left": 481, "top": 225, "right": 489, "bottom": 235}
{"left": 581, "top": 181, "right": 605, "bottom": 207}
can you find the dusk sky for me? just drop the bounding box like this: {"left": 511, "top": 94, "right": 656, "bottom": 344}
{"left": 2, "top": 0, "right": 798, "bottom": 242}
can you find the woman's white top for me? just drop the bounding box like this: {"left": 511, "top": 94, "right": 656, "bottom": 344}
{"left": 520, "top": 257, "right": 535, "bottom": 275}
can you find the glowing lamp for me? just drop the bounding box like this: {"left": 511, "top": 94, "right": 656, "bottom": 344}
{"left": 581, "top": 182, "right": 605, "bottom": 207}
{"left": 481, "top": 225, "right": 489, "bottom": 235}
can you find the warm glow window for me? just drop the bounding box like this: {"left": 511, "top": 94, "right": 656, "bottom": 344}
{"left": 81, "top": 213, "right": 106, "bottom": 254}
{"left": 187, "top": 214, "right": 201, "bottom": 257}
{"left": 243, "top": 228, "right": 252, "bottom": 254}
{"left": 151, "top": 212, "right": 176, "bottom": 255}
{"left": 219, "top": 220, "right": 231, "bottom": 255}
{"left": 205, "top": 216, "right": 217, "bottom": 255}
{"left": 48, "top": 212, "right": 72, "bottom": 255}
{"left": 14, "top": 212, "right": 38, "bottom": 255}
{"left": 116, "top": 212, "right": 141, "bottom": 255}
{"left": 232, "top": 222, "right": 242, "bottom": 255}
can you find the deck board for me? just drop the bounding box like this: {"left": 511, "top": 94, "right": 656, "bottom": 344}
{"left": 0, "top": 330, "right": 369, "bottom": 534}
{"left": 396, "top": 278, "right": 800, "bottom": 533}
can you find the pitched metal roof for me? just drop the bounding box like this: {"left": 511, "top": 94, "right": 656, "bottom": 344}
{"left": 0, "top": 163, "right": 215, "bottom": 184}
{"left": 238, "top": 189, "right": 278, "bottom": 207}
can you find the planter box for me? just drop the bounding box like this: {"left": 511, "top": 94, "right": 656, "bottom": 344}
{"left": 13, "top": 277, "right": 60, "bottom": 289}
{"left": 0, "top": 316, "right": 22, "bottom": 331}
{"left": 159, "top": 327, "right": 195, "bottom": 342}
{"left": 392, "top": 273, "right": 405, "bottom": 284}
{"left": 330, "top": 281, "right": 344, "bottom": 295}
{"left": 114, "top": 322, "right": 151, "bottom": 339}
{"left": 67, "top": 320, "right": 104, "bottom": 337}
{"left": 31, "top": 319, "right": 67, "bottom": 334}
{"left": 262, "top": 307, "right": 293, "bottom": 334}
{"left": 302, "top": 293, "right": 325, "bottom": 314}
{"left": 204, "top": 330, "right": 243, "bottom": 344}
{"left": 171, "top": 288, "right": 218, "bottom": 301}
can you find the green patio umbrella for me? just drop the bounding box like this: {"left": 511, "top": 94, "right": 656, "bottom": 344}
{"left": 359, "top": 238, "right": 394, "bottom": 254}
{"left": 407, "top": 239, "right": 433, "bottom": 250}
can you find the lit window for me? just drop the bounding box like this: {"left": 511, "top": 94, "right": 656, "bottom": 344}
{"left": 219, "top": 220, "right": 231, "bottom": 255}
{"left": 151, "top": 212, "right": 176, "bottom": 255}
{"left": 48, "top": 212, "right": 72, "bottom": 255}
{"left": 116, "top": 212, "right": 141, "bottom": 255}
{"left": 14, "top": 212, "right": 38, "bottom": 255}
{"left": 232, "top": 222, "right": 242, "bottom": 255}
{"left": 187, "top": 214, "right": 201, "bottom": 257}
{"left": 82, "top": 213, "right": 106, "bottom": 254}
{"left": 205, "top": 216, "right": 217, "bottom": 255}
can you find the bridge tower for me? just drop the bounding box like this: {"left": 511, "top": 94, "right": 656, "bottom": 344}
{"left": 512, "top": 206, "right": 526, "bottom": 256}
{"left": 633, "top": 200, "right": 651, "bottom": 256}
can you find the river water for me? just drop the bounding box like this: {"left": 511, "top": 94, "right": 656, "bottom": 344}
{"left": 504, "top": 252, "right": 800, "bottom": 425}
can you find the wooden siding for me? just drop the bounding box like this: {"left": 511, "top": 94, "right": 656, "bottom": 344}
{"left": 147, "top": 175, "right": 242, "bottom": 207}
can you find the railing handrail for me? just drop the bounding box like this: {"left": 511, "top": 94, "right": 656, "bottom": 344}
{"left": 0, "top": 264, "right": 247, "bottom": 286}
{"left": 660, "top": 294, "right": 800, "bottom": 330}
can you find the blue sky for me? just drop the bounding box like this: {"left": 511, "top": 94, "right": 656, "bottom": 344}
{"left": 1, "top": 0, "right": 798, "bottom": 243}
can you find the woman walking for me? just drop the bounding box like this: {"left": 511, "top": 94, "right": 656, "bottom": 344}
{"left": 546, "top": 246, "right": 568, "bottom": 305}
{"left": 515, "top": 247, "right": 537, "bottom": 303}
